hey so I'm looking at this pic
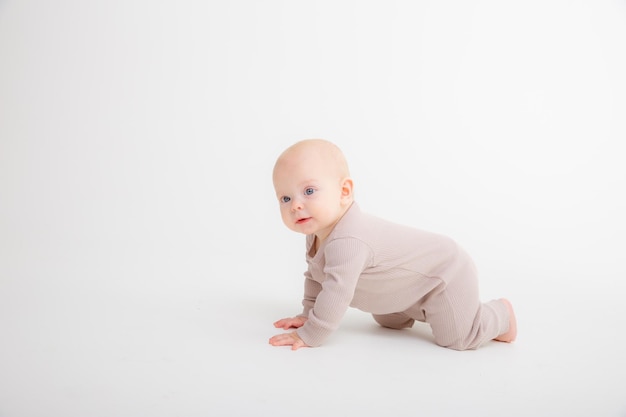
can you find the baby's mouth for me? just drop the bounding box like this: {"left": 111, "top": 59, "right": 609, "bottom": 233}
{"left": 296, "top": 217, "right": 312, "bottom": 224}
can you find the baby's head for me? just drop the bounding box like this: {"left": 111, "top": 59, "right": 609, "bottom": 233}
{"left": 273, "top": 139, "right": 353, "bottom": 241}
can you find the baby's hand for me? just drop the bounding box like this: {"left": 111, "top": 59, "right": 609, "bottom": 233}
{"left": 273, "top": 316, "right": 307, "bottom": 330}
{"left": 269, "top": 331, "right": 309, "bottom": 351}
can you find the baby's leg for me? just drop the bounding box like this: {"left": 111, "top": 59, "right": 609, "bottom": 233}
{"left": 423, "top": 275, "right": 511, "bottom": 350}
{"left": 372, "top": 312, "right": 415, "bottom": 330}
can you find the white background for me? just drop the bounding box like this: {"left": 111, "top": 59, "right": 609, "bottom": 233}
{"left": 1, "top": 1, "right": 625, "bottom": 416}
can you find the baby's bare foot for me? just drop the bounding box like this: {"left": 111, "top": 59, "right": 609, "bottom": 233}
{"left": 494, "top": 298, "right": 517, "bottom": 343}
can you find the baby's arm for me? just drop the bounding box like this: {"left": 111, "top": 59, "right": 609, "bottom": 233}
{"left": 269, "top": 268, "right": 319, "bottom": 349}
{"left": 269, "top": 268, "right": 318, "bottom": 350}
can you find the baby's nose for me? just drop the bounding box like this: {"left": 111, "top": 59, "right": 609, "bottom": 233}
{"left": 291, "top": 199, "right": 303, "bottom": 211}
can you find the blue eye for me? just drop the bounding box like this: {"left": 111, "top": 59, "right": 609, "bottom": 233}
{"left": 304, "top": 188, "right": 315, "bottom": 195}
{"left": 280, "top": 196, "right": 291, "bottom": 203}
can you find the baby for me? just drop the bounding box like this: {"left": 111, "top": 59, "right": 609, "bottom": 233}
{"left": 269, "top": 139, "right": 517, "bottom": 351}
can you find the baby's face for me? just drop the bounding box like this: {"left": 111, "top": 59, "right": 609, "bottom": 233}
{"left": 273, "top": 152, "right": 349, "bottom": 241}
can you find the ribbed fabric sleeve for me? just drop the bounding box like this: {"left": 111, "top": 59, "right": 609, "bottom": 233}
{"left": 298, "top": 269, "right": 321, "bottom": 318}
{"left": 296, "top": 238, "right": 372, "bottom": 347}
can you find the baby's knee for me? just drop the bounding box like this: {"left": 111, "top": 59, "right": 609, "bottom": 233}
{"left": 432, "top": 330, "right": 483, "bottom": 350}
{"left": 435, "top": 339, "right": 479, "bottom": 351}
{"left": 372, "top": 313, "right": 414, "bottom": 330}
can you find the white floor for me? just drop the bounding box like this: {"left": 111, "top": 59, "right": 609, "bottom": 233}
{"left": 1, "top": 249, "right": 625, "bottom": 417}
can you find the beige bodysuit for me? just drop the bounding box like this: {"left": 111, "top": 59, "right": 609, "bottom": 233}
{"left": 295, "top": 202, "right": 510, "bottom": 350}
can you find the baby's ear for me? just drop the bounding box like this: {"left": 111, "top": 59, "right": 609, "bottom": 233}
{"left": 341, "top": 177, "right": 354, "bottom": 200}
